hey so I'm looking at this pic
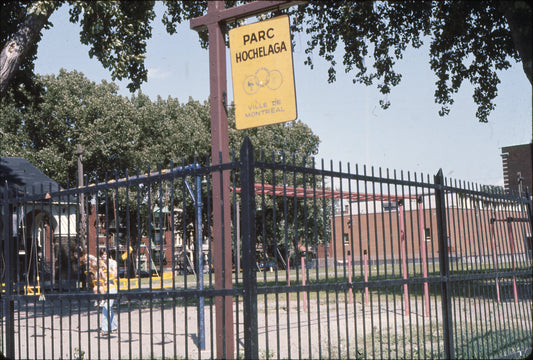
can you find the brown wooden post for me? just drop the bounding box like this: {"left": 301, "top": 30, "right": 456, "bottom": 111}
{"left": 197, "top": 2, "right": 233, "bottom": 357}
{"left": 190, "top": 2, "right": 305, "bottom": 357}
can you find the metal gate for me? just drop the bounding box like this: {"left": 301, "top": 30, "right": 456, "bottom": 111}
{"left": 2, "top": 138, "right": 532, "bottom": 359}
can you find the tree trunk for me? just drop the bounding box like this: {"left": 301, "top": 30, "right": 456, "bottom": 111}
{"left": 0, "top": 3, "right": 57, "bottom": 99}
{"left": 501, "top": 0, "right": 532, "bottom": 84}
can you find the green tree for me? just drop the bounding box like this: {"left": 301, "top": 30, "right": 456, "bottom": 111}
{"left": 251, "top": 154, "right": 332, "bottom": 267}
{"left": 1, "top": 1, "right": 531, "bottom": 123}
{"left": 131, "top": 93, "right": 212, "bottom": 167}
{"left": 1, "top": 69, "right": 325, "bottom": 271}
{"left": 0, "top": 69, "right": 141, "bottom": 185}
{"left": 0, "top": 69, "right": 321, "bottom": 183}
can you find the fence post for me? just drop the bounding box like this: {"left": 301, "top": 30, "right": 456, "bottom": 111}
{"left": 417, "top": 198, "right": 430, "bottom": 317}
{"left": 2, "top": 182, "right": 15, "bottom": 359}
{"left": 240, "top": 137, "right": 258, "bottom": 359}
{"left": 364, "top": 250, "right": 369, "bottom": 305}
{"left": 398, "top": 200, "right": 409, "bottom": 315}
{"left": 434, "top": 169, "right": 454, "bottom": 359}
{"left": 195, "top": 164, "right": 206, "bottom": 350}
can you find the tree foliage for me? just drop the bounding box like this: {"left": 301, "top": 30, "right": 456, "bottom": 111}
{"left": 0, "top": 1, "right": 55, "bottom": 105}
{"left": 288, "top": 0, "right": 531, "bottom": 122}
{"left": 252, "top": 154, "right": 332, "bottom": 265}
{"left": 1, "top": 1, "right": 155, "bottom": 99}
{"left": 68, "top": 1, "right": 155, "bottom": 92}
{"left": 0, "top": 69, "right": 320, "bottom": 186}
{"left": 0, "top": 69, "right": 325, "bottom": 266}
{"left": 1, "top": 1, "right": 530, "bottom": 123}
{"left": 163, "top": 0, "right": 532, "bottom": 122}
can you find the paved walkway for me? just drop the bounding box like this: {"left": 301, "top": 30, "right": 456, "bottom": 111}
{"left": 9, "top": 294, "right": 447, "bottom": 359}
{"left": 6, "top": 286, "right": 531, "bottom": 359}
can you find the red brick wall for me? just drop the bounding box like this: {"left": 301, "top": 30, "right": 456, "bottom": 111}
{"left": 331, "top": 207, "right": 528, "bottom": 263}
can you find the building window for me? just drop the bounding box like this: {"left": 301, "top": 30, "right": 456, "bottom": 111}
{"left": 343, "top": 233, "right": 349, "bottom": 244}
{"left": 425, "top": 228, "right": 431, "bottom": 241}
{"left": 154, "top": 232, "right": 165, "bottom": 246}
{"left": 383, "top": 201, "right": 398, "bottom": 211}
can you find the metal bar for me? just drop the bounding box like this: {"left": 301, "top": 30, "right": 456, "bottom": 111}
{"left": 300, "top": 157, "right": 312, "bottom": 360}
{"left": 381, "top": 168, "right": 392, "bottom": 359}
{"left": 3, "top": 182, "right": 15, "bottom": 360}
{"left": 258, "top": 150, "right": 268, "bottom": 358}
{"left": 240, "top": 137, "right": 259, "bottom": 359}
{"left": 195, "top": 164, "right": 206, "bottom": 350}
{"left": 490, "top": 220, "right": 501, "bottom": 303}
{"left": 135, "top": 167, "right": 144, "bottom": 360}
{"left": 417, "top": 199, "right": 430, "bottom": 316}
{"left": 327, "top": 160, "right": 335, "bottom": 359}
{"left": 348, "top": 255, "right": 353, "bottom": 304}
{"left": 405, "top": 171, "right": 418, "bottom": 358}
{"left": 369, "top": 166, "right": 377, "bottom": 358}
{"left": 451, "top": 180, "right": 465, "bottom": 357}
{"left": 232, "top": 159, "right": 242, "bottom": 358}
{"left": 300, "top": 256, "right": 307, "bottom": 312}
{"left": 346, "top": 163, "right": 357, "bottom": 360}
{"left": 398, "top": 200, "right": 409, "bottom": 315}
{"left": 471, "top": 182, "right": 484, "bottom": 358}
{"left": 318, "top": 158, "right": 327, "bottom": 359}
{"left": 478, "top": 187, "right": 496, "bottom": 360}
{"left": 434, "top": 169, "right": 454, "bottom": 359}
{"left": 364, "top": 249, "right": 369, "bottom": 305}
{"left": 271, "top": 154, "right": 281, "bottom": 358}
{"left": 506, "top": 219, "right": 519, "bottom": 303}
{"left": 205, "top": 161, "right": 215, "bottom": 359}
{"left": 396, "top": 170, "right": 406, "bottom": 358}
{"left": 293, "top": 154, "right": 303, "bottom": 360}
{"left": 124, "top": 169, "right": 134, "bottom": 358}
{"left": 488, "top": 194, "right": 505, "bottom": 353}
{"left": 507, "top": 189, "right": 530, "bottom": 349}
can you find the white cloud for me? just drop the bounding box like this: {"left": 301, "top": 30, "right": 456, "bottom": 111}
{"left": 148, "top": 68, "right": 172, "bottom": 80}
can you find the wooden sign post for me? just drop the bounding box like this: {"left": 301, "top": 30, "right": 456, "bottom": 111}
{"left": 190, "top": 2, "right": 304, "bottom": 358}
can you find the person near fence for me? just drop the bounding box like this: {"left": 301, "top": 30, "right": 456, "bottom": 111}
{"left": 77, "top": 248, "right": 104, "bottom": 300}
{"left": 97, "top": 248, "right": 118, "bottom": 335}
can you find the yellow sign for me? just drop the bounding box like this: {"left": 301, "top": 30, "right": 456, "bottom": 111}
{"left": 229, "top": 15, "right": 297, "bottom": 129}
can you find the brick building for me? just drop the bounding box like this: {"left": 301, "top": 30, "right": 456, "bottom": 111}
{"left": 501, "top": 143, "right": 532, "bottom": 196}
{"left": 331, "top": 194, "right": 531, "bottom": 265}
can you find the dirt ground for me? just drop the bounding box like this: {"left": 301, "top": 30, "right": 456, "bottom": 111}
{"left": 8, "top": 290, "right": 531, "bottom": 360}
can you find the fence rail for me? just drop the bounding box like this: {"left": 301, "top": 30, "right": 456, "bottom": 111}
{"left": 1, "top": 138, "right": 532, "bottom": 359}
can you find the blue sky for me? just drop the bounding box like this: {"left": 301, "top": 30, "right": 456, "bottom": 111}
{"left": 34, "top": 3, "right": 532, "bottom": 186}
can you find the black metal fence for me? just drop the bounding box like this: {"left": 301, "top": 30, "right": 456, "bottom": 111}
{"left": 1, "top": 138, "right": 532, "bottom": 359}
